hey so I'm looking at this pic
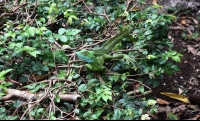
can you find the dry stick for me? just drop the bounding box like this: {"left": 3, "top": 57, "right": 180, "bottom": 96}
{"left": 127, "top": 78, "right": 152, "bottom": 91}
{"left": 7, "top": 90, "right": 39, "bottom": 120}
{"left": 8, "top": 101, "right": 33, "bottom": 120}
{"left": 128, "top": 1, "right": 139, "bottom": 12}
{"left": 30, "top": 14, "right": 37, "bottom": 26}
{"left": 53, "top": 50, "right": 58, "bottom": 77}
{"left": 13, "top": 1, "right": 28, "bottom": 12}
{"left": 41, "top": 106, "right": 50, "bottom": 119}
{"left": 73, "top": 11, "right": 112, "bottom": 25}
{"left": 125, "top": 0, "right": 133, "bottom": 12}
{"left": 78, "top": 0, "right": 111, "bottom": 25}
{"left": 65, "top": 55, "right": 83, "bottom": 79}
{"left": 28, "top": 99, "right": 34, "bottom": 120}
{"left": 78, "top": 38, "right": 109, "bottom": 50}
{"left": 29, "top": 0, "right": 38, "bottom": 18}
{"left": 81, "top": 0, "right": 93, "bottom": 13}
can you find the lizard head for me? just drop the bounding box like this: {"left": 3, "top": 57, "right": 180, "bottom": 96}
{"left": 76, "top": 49, "right": 95, "bottom": 63}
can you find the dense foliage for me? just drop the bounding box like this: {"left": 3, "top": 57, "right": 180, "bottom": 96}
{"left": 0, "top": 0, "right": 182, "bottom": 120}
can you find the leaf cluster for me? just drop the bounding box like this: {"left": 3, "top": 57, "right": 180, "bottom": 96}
{"left": 0, "top": 0, "right": 183, "bottom": 120}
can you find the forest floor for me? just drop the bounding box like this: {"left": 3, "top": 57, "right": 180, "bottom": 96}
{"left": 151, "top": 5, "right": 200, "bottom": 120}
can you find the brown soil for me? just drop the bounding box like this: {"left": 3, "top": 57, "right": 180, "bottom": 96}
{"left": 152, "top": 8, "right": 200, "bottom": 120}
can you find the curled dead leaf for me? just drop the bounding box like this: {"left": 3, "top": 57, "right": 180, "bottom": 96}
{"left": 30, "top": 75, "right": 48, "bottom": 81}
{"left": 157, "top": 98, "right": 171, "bottom": 105}
{"left": 153, "top": 0, "right": 157, "bottom": 5}
{"left": 187, "top": 34, "right": 192, "bottom": 38}
{"left": 189, "top": 17, "right": 199, "bottom": 25}
{"left": 181, "top": 20, "right": 186, "bottom": 25}
{"left": 187, "top": 45, "right": 198, "bottom": 56}
{"left": 160, "top": 92, "right": 190, "bottom": 103}
{"left": 179, "top": 88, "right": 184, "bottom": 95}
{"left": 135, "top": 83, "right": 141, "bottom": 90}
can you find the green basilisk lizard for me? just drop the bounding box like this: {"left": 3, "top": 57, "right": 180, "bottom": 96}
{"left": 76, "top": 22, "right": 141, "bottom": 72}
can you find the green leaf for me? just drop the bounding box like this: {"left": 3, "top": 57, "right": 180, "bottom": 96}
{"left": 96, "top": 88, "right": 103, "bottom": 94}
{"left": 91, "top": 114, "right": 98, "bottom": 119}
{"left": 138, "top": 85, "right": 144, "bottom": 93}
{"left": 73, "top": 74, "right": 80, "bottom": 79}
{"left": 4, "top": 82, "right": 13, "bottom": 86}
{"left": 163, "top": 65, "right": 173, "bottom": 76}
{"left": 70, "top": 15, "right": 78, "bottom": 20}
{"left": 168, "top": 51, "right": 177, "bottom": 56}
{"left": 10, "top": 116, "right": 18, "bottom": 120}
{"left": 171, "top": 65, "right": 181, "bottom": 71}
{"left": 13, "top": 100, "right": 21, "bottom": 108}
{"left": 46, "top": 30, "right": 52, "bottom": 37}
{"left": 66, "top": 29, "right": 81, "bottom": 36}
{"left": 121, "top": 75, "right": 126, "bottom": 81}
{"left": 58, "top": 28, "right": 66, "bottom": 35}
{"left": 171, "top": 56, "right": 181, "bottom": 62}
{"left": 138, "top": 108, "right": 143, "bottom": 115}
{"left": 24, "top": 83, "right": 37, "bottom": 89}
{"left": 144, "top": 30, "right": 153, "bottom": 35}
{"left": 95, "top": 109, "right": 104, "bottom": 117}
{"left": 103, "top": 90, "right": 112, "bottom": 95}
{"left": 37, "top": 108, "right": 44, "bottom": 113}
{"left": 152, "top": 14, "right": 158, "bottom": 20}
{"left": 102, "top": 94, "right": 109, "bottom": 102}
{"left": 40, "top": 27, "right": 48, "bottom": 31}
{"left": 153, "top": 80, "right": 160, "bottom": 88}
{"left": 41, "top": 66, "right": 49, "bottom": 71}
{"left": 48, "top": 7, "right": 53, "bottom": 14}
{"left": 83, "top": 110, "right": 92, "bottom": 117}
{"left": 48, "top": 37, "right": 55, "bottom": 42}
{"left": 55, "top": 94, "right": 60, "bottom": 103}
{"left": 0, "top": 69, "right": 13, "bottom": 78}
{"left": 150, "top": 108, "right": 158, "bottom": 115}
{"left": 30, "top": 83, "right": 44, "bottom": 93}
{"left": 59, "top": 35, "right": 68, "bottom": 42}
{"left": 78, "top": 84, "right": 87, "bottom": 92}
{"left": 40, "top": 18, "right": 46, "bottom": 23}
{"left": 112, "top": 109, "right": 121, "bottom": 120}
{"left": 88, "top": 79, "right": 99, "bottom": 85}
{"left": 53, "top": 7, "right": 58, "bottom": 13}
{"left": 27, "top": 51, "right": 41, "bottom": 58}
{"left": 168, "top": 112, "right": 178, "bottom": 120}
{"left": 121, "top": 82, "right": 127, "bottom": 88}
{"left": 68, "top": 17, "right": 72, "bottom": 25}
{"left": 74, "top": 109, "right": 79, "bottom": 113}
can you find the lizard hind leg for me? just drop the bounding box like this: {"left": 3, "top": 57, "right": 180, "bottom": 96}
{"left": 123, "top": 54, "right": 142, "bottom": 71}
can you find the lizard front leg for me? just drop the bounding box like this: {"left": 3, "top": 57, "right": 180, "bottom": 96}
{"left": 85, "top": 63, "right": 106, "bottom": 72}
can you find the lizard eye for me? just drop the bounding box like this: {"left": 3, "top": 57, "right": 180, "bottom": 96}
{"left": 84, "top": 52, "right": 87, "bottom": 55}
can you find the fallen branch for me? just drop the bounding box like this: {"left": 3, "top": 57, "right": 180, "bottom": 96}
{"left": 0, "top": 89, "right": 81, "bottom": 103}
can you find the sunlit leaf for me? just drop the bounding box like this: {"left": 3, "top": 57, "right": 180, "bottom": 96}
{"left": 167, "top": 112, "right": 178, "bottom": 120}
{"left": 160, "top": 92, "right": 190, "bottom": 103}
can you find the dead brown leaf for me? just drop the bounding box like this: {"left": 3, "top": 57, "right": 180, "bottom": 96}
{"left": 157, "top": 107, "right": 167, "bottom": 112}
{"left": 189, "top": 17, "right": 199, "bottom": 25}
{"left": 189, "top": 78, "right": 199, "bottom": 86}
{"left": 187, "top": 45, "right": 198, "bottom": 56}
{"left": 197, "top": 51, "right": 200, "bottom": 56}
{"left": 171, "top": 105, "right": 186, "bottom": 116}
{"left": 181, "top": 20, "right": 186, "bottom": 25}
{"left": 135, "top": 83, "right": 141, "bottom": 90}
{"left": 179, "top": 88, "right": 184, "bottom": 95}
{"left": 187, "top": 34, "right": 192, "bottom": 38}
{"left": 161, "top": 92, "right": 190, "bottom": 103}
{"left": 30, "top": 75, "right": 48, "bottom": 81}
{"left": 153, "top": 0, "right": 157, "bottom": 5}
{"left": 191, "top": 114, "right": 200, "bottom": 120}
{"left": 157, "top": 98, "right": 171, "bottom": 105}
